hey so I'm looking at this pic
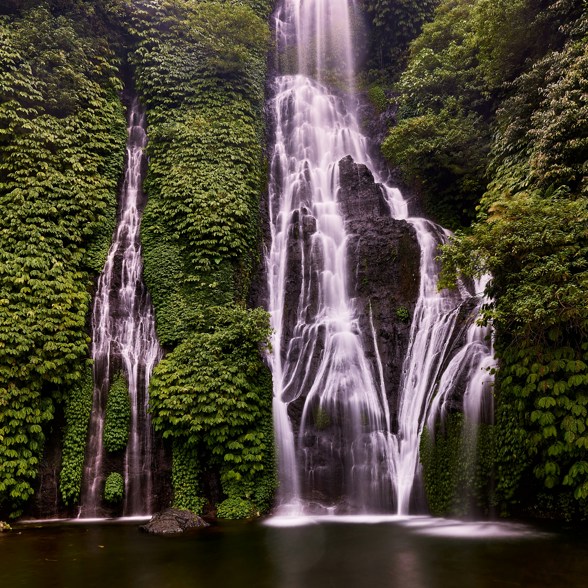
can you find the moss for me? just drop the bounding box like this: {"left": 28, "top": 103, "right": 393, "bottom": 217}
{"left": 420, "top": 413, "right": 496, "bottom": 517}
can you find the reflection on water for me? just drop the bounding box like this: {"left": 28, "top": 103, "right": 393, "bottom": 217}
{"left": 2, "top": 518, "right": 588, "bottom": 588}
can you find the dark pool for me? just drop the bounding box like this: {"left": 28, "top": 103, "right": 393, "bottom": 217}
{"left": 2, "top": 515, "right": 587, "bottom": 588}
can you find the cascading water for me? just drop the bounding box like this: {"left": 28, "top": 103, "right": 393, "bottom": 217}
{"left": 267, "top": 0, "right": 494, "bottom": 516}
{"left": 79, "top": 98, "right": 161, "bottom": 518}
{"left": 268, "top": 0, "right": 403, "bottom": 512}
{"left": 392, "top": 257, "right": 494, "bottom": 513}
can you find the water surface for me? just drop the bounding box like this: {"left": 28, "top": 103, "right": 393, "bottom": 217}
{"left": 2, "top": 518, "right": 587, "bottom": 588}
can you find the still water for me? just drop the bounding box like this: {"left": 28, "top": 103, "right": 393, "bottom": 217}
{"left": 2, "top": 516, "right": 588, "bottom": 588}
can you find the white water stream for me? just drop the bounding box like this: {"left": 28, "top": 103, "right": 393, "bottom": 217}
{"left": 79, "top": 99, "right": 161, "bottom": 518}
{"left": 267, "top": 0, "right": 494, "bottom": 514}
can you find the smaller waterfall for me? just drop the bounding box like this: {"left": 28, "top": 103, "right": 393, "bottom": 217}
{"left": 426, "top": 277, "right": 495, "bottom": 432}
{"left": 393, "top": 257, "right": 495, "bottom": 514}
{"left": 79, "top": 98, "right": 161, "bottom": 518}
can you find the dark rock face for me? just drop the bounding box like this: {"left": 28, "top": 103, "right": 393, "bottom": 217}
{"left": 338, "top": 155, "right": 420, "bottom": 424}
{"left": 29, "top": 408, "right": 69, "bottom": 519}
{"left": 140, "top": 508, "right": 209, "bottom": 535}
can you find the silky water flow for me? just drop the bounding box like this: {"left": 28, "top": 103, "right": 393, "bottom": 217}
{"left": 79, "top": 99, "right": 161, "bottom": 518}
{"left": 266, "top": 0, "right": 494, "bottom": 515}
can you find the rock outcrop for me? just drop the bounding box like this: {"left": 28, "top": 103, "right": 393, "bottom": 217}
{"left": 338, "top": 155, "right": 420, "bottom": 424}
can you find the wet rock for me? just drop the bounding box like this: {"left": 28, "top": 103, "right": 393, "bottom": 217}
{"left": 140, "top": 508, "right": 209, "bottom": 535}
{"left": 338, "top": 155, "right": 420, "bottom": 425}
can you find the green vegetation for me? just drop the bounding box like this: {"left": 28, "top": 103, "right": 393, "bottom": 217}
{"left": 130, "top": 0, "right": 276, "bottom": 516}
{"left": 217, "top": 497, "right": 257, "bottom": 520}
{"left": 381, "top": 0, "right": 492, "bottom": 227}
{"left": 0, "top": 0, "right": 276, "bottom": 520}
{"left": 361, "top": 0, "right": 439, "bottom": 81}
{"left": 171, "top": 441, "right": 207, "bottom": 514}
{"left": 313, "top": 406, "right": 332, "bottom": 431}
{"left": 59, "top": 364, "right": 93, "bottom": 506}
{"left": 395, "top": 306, "right": 410, "bottom": 323}
{"left": 0, "top": 3, "right": 125, "bottom": 518}
{"left": 387, "top": 0, "right": 587, "bottom": 519}
{"left": 104, "top": 472, "right": 124, "bottom": 504}
{"left": 383, "top": 0, "right": 585, "bottom": 229}
{"left": 0, "top": 0, "right": 583, "bottom": 524}
{"left": 103, "top": 373, "right": 131, "bottom": 454}
{"left": 420, "top": 414, "right": 495, "bottom": 516}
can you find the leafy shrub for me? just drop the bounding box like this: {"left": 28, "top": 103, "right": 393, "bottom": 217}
{"left": 217, "top": 497, "right": 257, "bottom": 520}
{"left": 367, "top": 85, "right": 389, "bottom": 113}
{"left": 104, "top": 472, "right": 124, "bottom": 504}
{"left": 395, "top": 306, "right": 411, "bottom": 323}
{"left": 103, "top": 373, "right": 131, "bottom": 454}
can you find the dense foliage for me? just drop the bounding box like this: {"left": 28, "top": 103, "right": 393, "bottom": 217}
{"left": 0, "top": 3, "right": 125, "bottom": 518}
{"left": 130, "top": 0, "right": 276, "bottom": 515}
{"left": 103, "top": 471, "right": 124, "bottom": 504}
{"left": 381, "top": 0, "right": 493, "bottom": 227}
{"left": 59, "top": 364, "right": 93, "bottom": 506}
{"left": 103, "top": 373, "right": 130, "bottom": 454}
{"left": 1, "top": 0, "right": 584, "bottom": 524}
{"left": 382, "top": 0, "right": 585, "bottom": 227}
{"left": 420, "top": 414, "right": 495, "bottom": 516}
{"left": 360, "top": 0, "right": 439, "bottom": 81}
{"left": 392, "top": 0, "right": 588, "bottom": 519}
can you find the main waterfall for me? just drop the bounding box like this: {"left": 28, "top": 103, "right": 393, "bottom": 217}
{"left": 79, "top": 99, "right": 161, "bottom": 518}
{"left": 267, "top": 0, "right": 493, "bottom": 514}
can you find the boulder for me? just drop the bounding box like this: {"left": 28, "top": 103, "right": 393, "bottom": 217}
{"left": 140, "top": 508, "right": 209, "bottom": 535}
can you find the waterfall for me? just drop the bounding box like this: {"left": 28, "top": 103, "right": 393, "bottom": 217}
{"left": 267, "top": 0, "right": 494, "bottom": 515}
{"left": 79, "top": 98, "right": 161, "bottom": 518}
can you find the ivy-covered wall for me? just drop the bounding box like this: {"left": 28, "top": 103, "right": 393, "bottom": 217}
{"left": 0, "top": 2, "right": 126, "bottom": 519}
{"left": 129, "top": 0, "right": 276, "bottom": 517}
{"left": 0, "top": 0, "right": 277, "bottom": 520}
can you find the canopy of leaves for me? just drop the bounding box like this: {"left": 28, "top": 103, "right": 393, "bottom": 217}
{"left": 361, "top": 0, "right": 439, "bottom": 81}
{"left": 381, "top": 0, "right": 494, "bottom": 227}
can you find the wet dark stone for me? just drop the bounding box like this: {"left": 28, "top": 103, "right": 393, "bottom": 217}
{"left": 338, "top": 155, "right": 420, "bottom": 426}
{"left": 140, "top": 508, "right": 209, "bottom": 535}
